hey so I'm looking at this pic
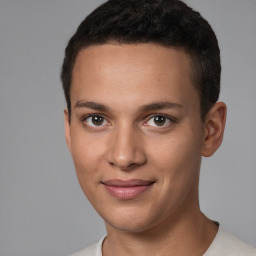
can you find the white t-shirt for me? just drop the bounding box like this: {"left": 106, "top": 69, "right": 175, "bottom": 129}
{"left": 71, "top": 227, "right": 256, "bottom": 256}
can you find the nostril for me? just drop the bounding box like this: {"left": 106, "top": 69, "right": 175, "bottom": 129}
{"left": 110, "top": 161, "right": 145, "bottom": 171}
{"left": 106, "top": 132, "right": 147, "bottom": 169}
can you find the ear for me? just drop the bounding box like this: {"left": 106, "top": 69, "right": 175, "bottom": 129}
{"left": 201, "top": 102, "right": 227, "bottom": 157}
{"left": 64, "top": 109, "right": 72, "bottom": 152}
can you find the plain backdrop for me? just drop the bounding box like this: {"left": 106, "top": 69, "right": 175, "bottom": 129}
{"left": 0, "top": 0, "right": 255, "bottom": 255}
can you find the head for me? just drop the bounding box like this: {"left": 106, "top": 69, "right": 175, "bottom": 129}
{"left": 61, "top": 0, "right": 221, "bottom": 122}
{"left": 61, "top": 0, "right": 226, "bottom": 234}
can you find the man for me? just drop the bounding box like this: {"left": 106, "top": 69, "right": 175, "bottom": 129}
{"left": 61, "top": 0, "right": 256, "bottom": 255}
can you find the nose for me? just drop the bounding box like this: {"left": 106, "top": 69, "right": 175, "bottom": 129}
{"left": 107, "top": 125, "right": 146, "bottom": 170}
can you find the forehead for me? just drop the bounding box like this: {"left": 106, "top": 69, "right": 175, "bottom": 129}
{"left": 71, "top": 43, "right": 199, "bottom": 113}
{"left": 73, "top": 43, "right": 192, "bottom": 80}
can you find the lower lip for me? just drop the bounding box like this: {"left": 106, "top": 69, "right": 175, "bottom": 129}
{"left": 103, "top": 184, "right": 154, "bottom": 200}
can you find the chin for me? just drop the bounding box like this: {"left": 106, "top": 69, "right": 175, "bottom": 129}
{"left": 106, "top": 219, "right": 152, "bottom": 233}
{"left": 102, "top": 205, "right": 160, "bottom": 233}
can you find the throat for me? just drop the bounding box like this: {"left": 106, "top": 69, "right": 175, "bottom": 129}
{"left": 103, "top": 212, "right": 218, "bottom": 256}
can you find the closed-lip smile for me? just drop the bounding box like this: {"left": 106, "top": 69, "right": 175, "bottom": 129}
{"left": 101, "top": 179, "right": 155, "bottom": 200}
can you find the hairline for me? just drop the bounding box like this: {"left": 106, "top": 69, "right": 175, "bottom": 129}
{"left": 68, "top": 41, "right": 203, "bottom": 122}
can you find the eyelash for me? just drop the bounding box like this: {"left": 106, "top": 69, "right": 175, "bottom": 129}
{"left": 143, "top": 114, "right": 175, "bottom": 127}
{"left": 80, "top": 114, "right": 176, "bottom": 129}
{"left": 81, "top": 114, "right": 110, "bottom": 128}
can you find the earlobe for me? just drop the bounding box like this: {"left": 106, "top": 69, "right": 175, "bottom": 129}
{"left": 64, "top": 109, "right": 72, "bottom": 152}
{"left": 201, "top": 102, "right": 227, "bottom": 157}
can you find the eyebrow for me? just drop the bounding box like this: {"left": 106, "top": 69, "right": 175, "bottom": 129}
{"left": 74, "top": 100, "right": 110, "bottom": 112}
{"left": 138, "top": 102, "right": 183, "bottom": 112}
{"left": 74, "top": 100, "right": 183, "bottom": 112}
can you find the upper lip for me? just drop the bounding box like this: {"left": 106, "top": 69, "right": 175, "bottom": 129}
{"left": 102, "top": 179, "right": 155, "bottom": 187}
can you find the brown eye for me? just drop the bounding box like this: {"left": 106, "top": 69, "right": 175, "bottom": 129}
{"left": 144, "top": 115, "right": 172, "bottom": 127}
{"left": 153, "top": 116, "right": 166, "bottom": 126}
{"left": 91, "top": 115, "right": 104, "bottom": 125}
{"left": 84, "top": 115, "right": 107, "bottom": 127}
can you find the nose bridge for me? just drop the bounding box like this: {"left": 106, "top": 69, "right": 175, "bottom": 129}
{"left": 107, "top": 122, "right": 145, "bottom": 169}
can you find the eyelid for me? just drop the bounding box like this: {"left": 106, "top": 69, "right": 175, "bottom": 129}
{"left": 143, "top": 114, "right": 176, "bottom": 127}
{"left": 81, "top": 114, "right": 111, "bottom": 127}
{"left": 80, "top": 113, "right": 177, "bottom": 128}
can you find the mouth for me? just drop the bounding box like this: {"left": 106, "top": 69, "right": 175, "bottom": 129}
{"left": 101, "top": 179, "right": 155, "bottom": 200}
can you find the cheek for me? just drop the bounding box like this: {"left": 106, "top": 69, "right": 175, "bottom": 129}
{"left": 149, "top": 128, "right": 203, "bottom": 186}
{"left": 146, "top": 132, "right": 202, "bottom": 216}
{"left": 70, "top": 132, "right": 106, "bottom": 184}
{"left": 70, "top": 138, "right": 105, "bottom": 204}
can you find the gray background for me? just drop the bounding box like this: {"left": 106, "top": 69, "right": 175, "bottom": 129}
{"left": 0, "top": 0, "right": 255, "bottom": 255}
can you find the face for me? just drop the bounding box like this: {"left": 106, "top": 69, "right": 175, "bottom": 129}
{"left": 65, "top": 43, "right": 206, "bottom": 233}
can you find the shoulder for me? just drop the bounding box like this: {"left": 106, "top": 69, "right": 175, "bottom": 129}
{"left": 204, "top": 227, "right": 256, "bottom": 256}
{"left": 69, "top": 236, "right": 105, "bottom": 256}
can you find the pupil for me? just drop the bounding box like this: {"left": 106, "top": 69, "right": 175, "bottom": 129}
{"left": 154, "top": 116, "right": 165, "bottom": 126}
{"left": 92, "top": 116, "right": 103, "bottom": 125}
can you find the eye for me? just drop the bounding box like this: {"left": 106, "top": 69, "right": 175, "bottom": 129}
{"left": 83, "top": 115, "right": 109, "bottom": 127}
{"left": 144, "top": 115, "right": 172, "bottom": 127}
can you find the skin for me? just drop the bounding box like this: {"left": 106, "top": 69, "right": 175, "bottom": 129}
{"left": 64, "top": 43, "right": 227, "bottom": 256}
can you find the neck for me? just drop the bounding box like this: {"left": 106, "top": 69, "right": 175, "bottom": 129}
{"left": 103, "top": 191, "right": 218, "bottom": 256}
